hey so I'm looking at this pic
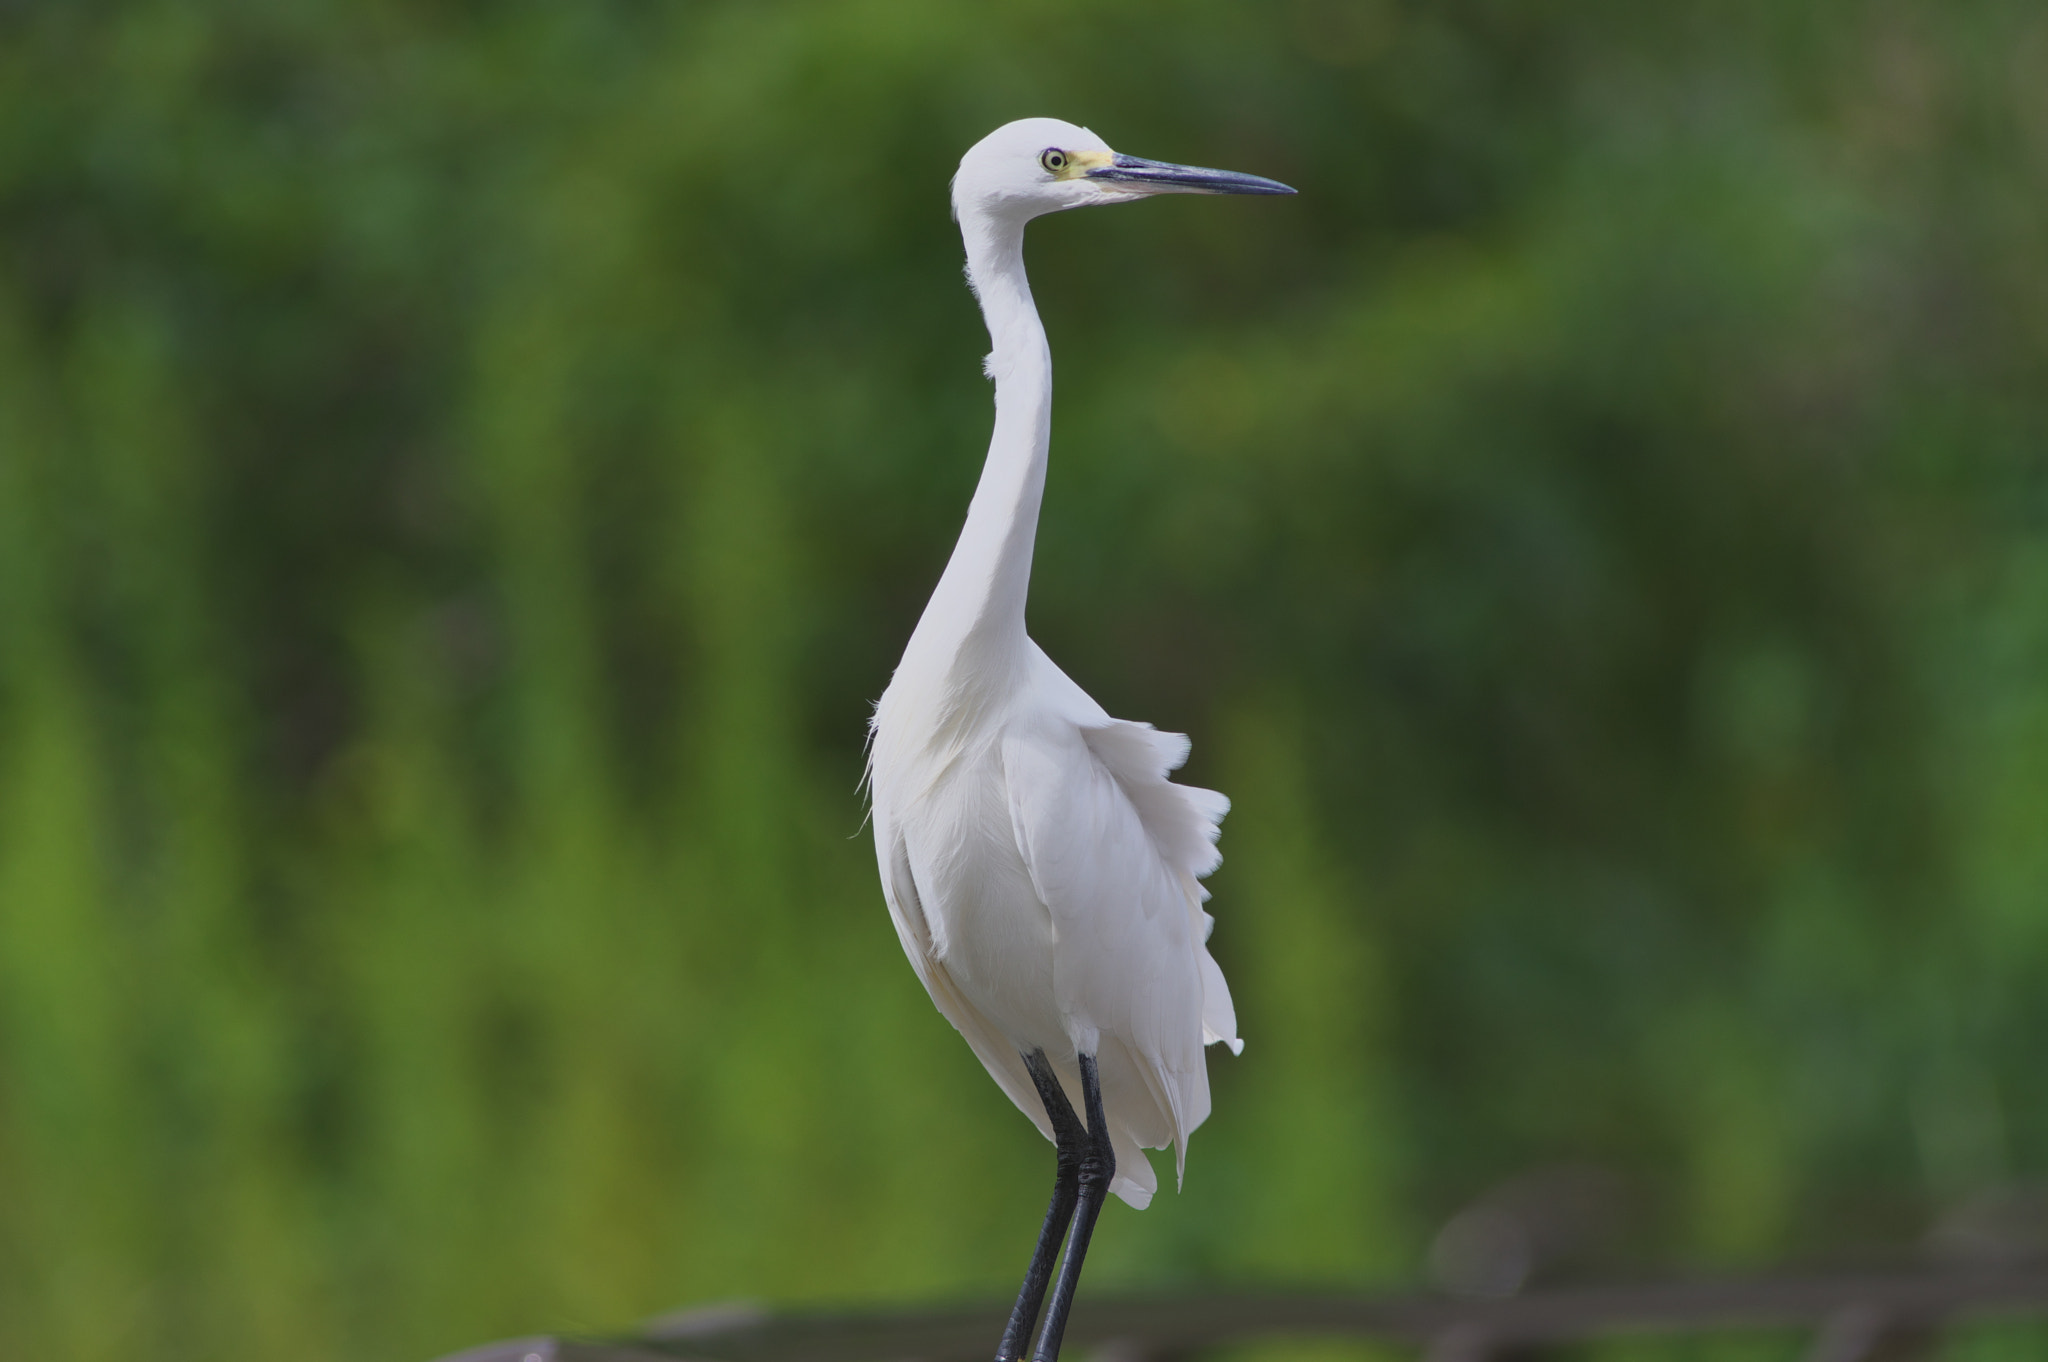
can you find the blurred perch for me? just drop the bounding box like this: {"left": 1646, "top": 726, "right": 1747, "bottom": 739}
{"left": 434, "top": 1260, "right": 2048, "bottom": 1362}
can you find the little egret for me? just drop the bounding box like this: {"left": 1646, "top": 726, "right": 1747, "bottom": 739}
{"left": 867, "top": 119, "right": 1293, "bottom": 1362}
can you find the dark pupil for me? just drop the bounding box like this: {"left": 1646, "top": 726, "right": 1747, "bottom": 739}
{"left": 1047, "top": 151, "right": 1063, "bottom": 167}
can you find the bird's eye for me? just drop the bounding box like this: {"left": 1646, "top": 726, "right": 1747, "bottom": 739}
{"left": 1040, "top": 148, "right": 1067, "bottom": 173}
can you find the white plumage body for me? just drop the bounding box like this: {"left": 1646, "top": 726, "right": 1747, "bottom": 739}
{"left": 867, "top": 118, "right": 1244, "bottom": 1211}
{"left": 870, "top": 639, "right": 1239, "bottom": 1208}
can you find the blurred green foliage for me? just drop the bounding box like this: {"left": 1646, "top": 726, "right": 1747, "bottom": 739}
{"left": 2, "top": 1, "right": 2046, "bottom": 1359}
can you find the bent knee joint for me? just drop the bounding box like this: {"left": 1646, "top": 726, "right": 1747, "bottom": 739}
{"left": 1078, "top": 1144, "right": 1116, "bottom": 1188}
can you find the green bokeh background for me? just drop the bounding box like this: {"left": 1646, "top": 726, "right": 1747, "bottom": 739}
{"left": 3, "top": 2, "right": 2046, "bottom": 1358}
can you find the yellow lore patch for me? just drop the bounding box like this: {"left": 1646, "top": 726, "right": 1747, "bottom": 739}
{"left": 1058, "top": 148, "right": 1114, "bottom": 179}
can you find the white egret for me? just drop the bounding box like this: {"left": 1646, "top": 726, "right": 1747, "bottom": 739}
{"left": 866, "top": 119, "right": 1293, "bottom": 1362}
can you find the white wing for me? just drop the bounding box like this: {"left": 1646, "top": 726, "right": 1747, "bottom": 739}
{"left": 1000, "top": 662, "right": 1238, "bottom": 1192}
{"left": 1076, "top": 719, "right": 1240, "bottom": 1057}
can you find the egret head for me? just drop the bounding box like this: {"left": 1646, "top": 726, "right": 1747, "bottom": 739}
{"left": 951, "top": 117, "right": 1295, "bottom": 223}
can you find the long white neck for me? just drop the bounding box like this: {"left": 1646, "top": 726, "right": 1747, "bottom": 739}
{"left": 901, "top": 207, "right": 1049, "bottom": 683}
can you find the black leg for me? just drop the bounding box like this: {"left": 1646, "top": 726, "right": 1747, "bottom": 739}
{"left": 1030, "top": 1052, "right": 1115, "bottom": 1362}
{"left": 995, "top": 1051, "right": 1090, "bottom": 1362}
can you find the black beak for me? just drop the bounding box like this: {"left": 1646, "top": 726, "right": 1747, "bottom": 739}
{"left": 1086, "top": 153, "right": 1296, "bottom": 196}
